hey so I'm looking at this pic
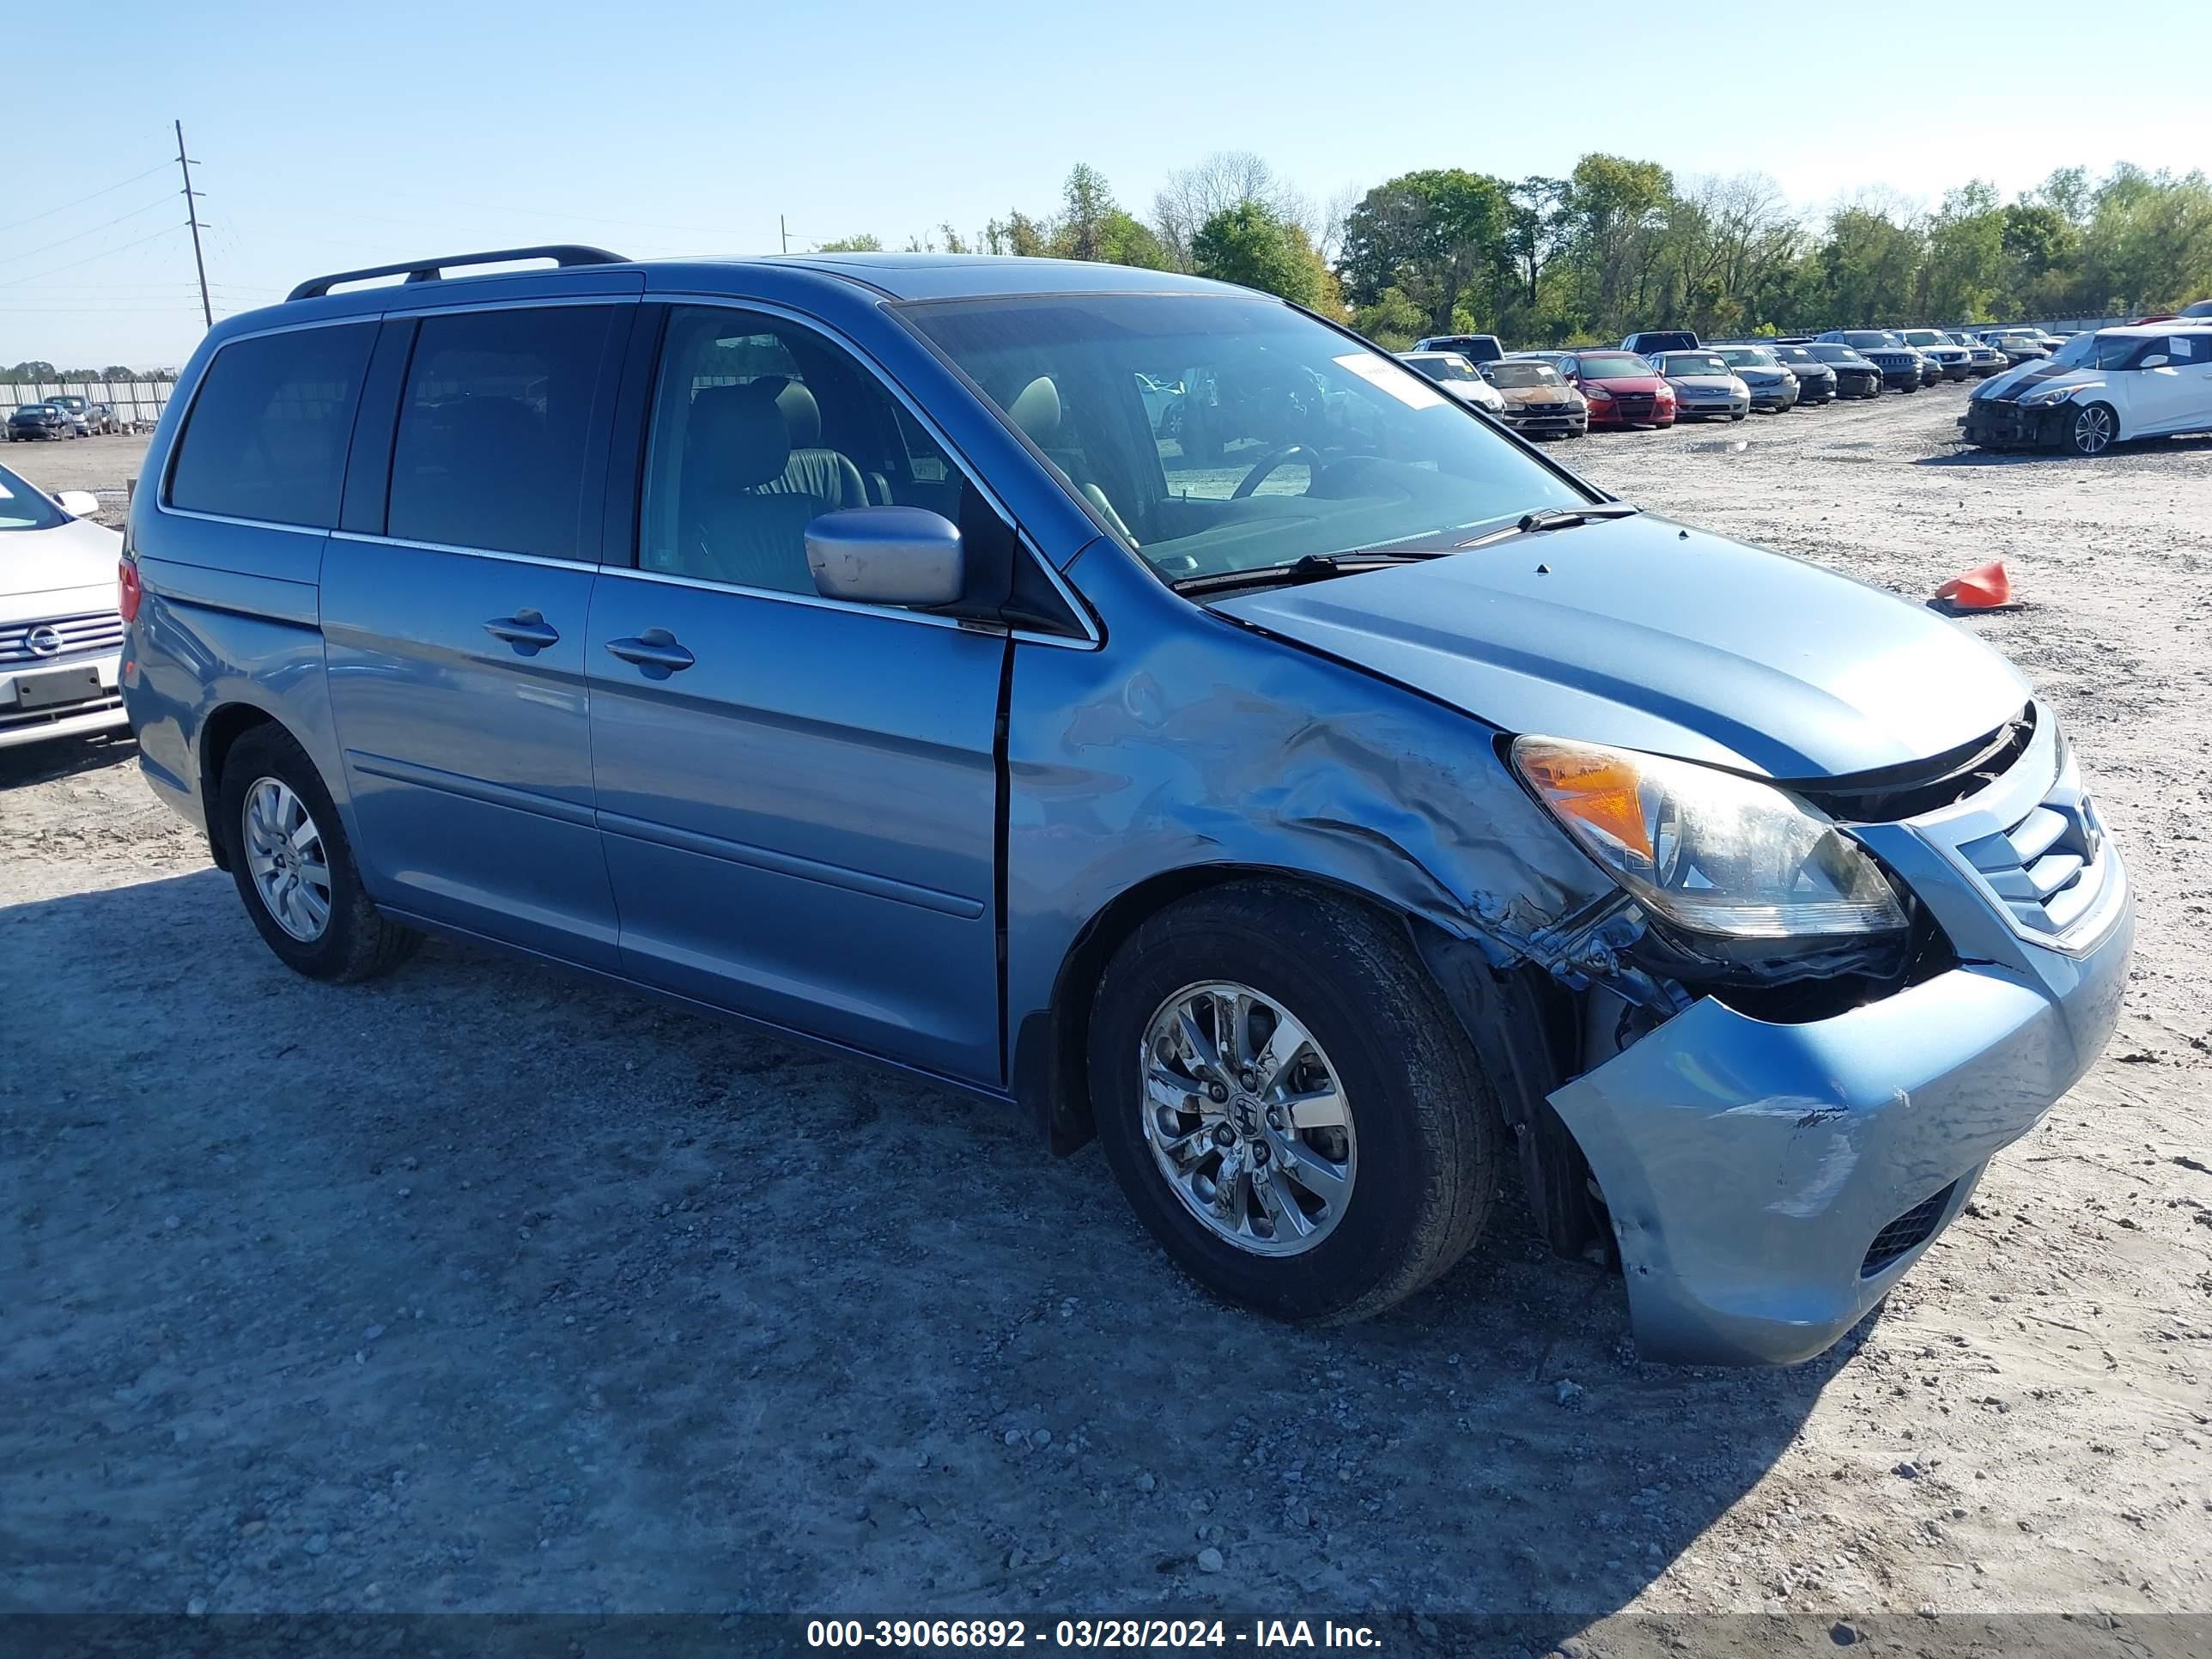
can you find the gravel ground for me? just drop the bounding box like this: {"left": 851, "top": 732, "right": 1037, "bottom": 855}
{"left": 3, "top": 398, "right": 2209, "bottom": 1650}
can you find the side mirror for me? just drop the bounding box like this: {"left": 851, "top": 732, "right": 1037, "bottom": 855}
{"left": 805, "top": 506, "right": 964, "bottom": 607}
{"left": 54, "top": 489, "right": 100, "bottom": 518}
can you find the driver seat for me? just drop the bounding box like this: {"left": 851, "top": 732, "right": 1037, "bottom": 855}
{"left": 1006, "top": 375, "right": 1138, "bottom": 545}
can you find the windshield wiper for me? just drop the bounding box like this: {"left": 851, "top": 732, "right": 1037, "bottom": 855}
{"left": 1456, "top": 501, "right": 1639, "bottom": 548}
{"left": 1172, "top": 551, "right": 1424, "bottom": 596}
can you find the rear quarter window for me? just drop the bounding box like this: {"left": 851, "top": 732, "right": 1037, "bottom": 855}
{"left": 167, "top": 324, "right": 376, "bottom": 528}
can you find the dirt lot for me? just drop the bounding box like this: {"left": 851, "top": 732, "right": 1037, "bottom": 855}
{"left": 3, "top": 396, "right": 2209, "bottom": 1650}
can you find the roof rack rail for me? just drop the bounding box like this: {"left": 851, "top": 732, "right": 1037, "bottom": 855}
{"left": 286, "top": 245, "right": 629, "bottom": 303}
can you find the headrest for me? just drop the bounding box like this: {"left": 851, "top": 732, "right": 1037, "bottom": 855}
{"left": 1006, "top": 375, "right": 1061, "bottom": 443}
{"left": 771, "top": 378, "right": 823, "bottom": 449}
{"left": 687, "top": 382, "right": 792, "bottom": 489}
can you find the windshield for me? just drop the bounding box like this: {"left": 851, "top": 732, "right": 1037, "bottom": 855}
{"left": 1840, "top": 331, "right": 1898, "bottom": 349}
{"left": 1716, "top": 347, "right": 1776, "bottom": 369}
{"left": 1487, "top": 362, "right": 1560, "bottom": 389}
{"left": 2052, "top": 332, "right": 2149, "bottom": 370}
{"left": 1574, "top": 352, "right": 1653, "bottom": 379}
{"left": 1769, "top": 345, "right": 1815, "bottom": 365}
{"left": 0, "top": 464, "right": 70, "bottom": 532}
{"left": 1405, "top": 354, "right": 1480, "bottom": 383}
{"left": 902, "top": 294, "right": 1588, "bottom": 583}
{"left": 1897, "top": 331, "right": 1946, "bottom": 347}
{"left": 1808, "top": 344, "right": 1869, "bottom": 365}
{"left": 1663, "top": 353, "right": 1731, "bottom": 375}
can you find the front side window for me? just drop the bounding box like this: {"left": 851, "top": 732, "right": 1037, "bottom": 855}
{"left": 639, "top": 306, "right": 977, "bottom": 594}
{"left": 902, "top": 293, "right": 1585, "bottom": 583}
{"left": 168, "top": 324, "right": 375, "bottom": 527}
{"left": 386, "top": 306, "right": 611, "bottom": 558}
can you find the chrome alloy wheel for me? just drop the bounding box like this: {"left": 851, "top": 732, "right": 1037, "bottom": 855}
{"left": 241, "top": 776, "right": 332, "bottom": 942}
{"left": 2070, "top": 403, "right": 2114, "bottom": 455}
{"left": 1138, "top": 981, "right": 1356, "bottom": 1256}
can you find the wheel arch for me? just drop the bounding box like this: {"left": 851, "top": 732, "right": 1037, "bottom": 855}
{"left": 195, "top": 701, "right": 286, "bottom": 869}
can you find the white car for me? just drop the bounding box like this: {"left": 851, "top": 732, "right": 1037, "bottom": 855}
{"left": 1395, "top": 350, "right": 1509, "bottom": 416}
{"left": 1, "top": 461, "right": 128, "bottom": 749}
{"left": 1960, "top": 325, "right": 2212, "bottom": 455}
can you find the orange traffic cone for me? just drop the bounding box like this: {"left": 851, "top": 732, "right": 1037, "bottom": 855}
{"left": 1934, "top": 560, "right": 2013, "bottom": 611}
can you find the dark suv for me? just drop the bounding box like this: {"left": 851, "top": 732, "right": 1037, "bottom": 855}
{"left": 1409, "top": 333, "right": 1504, "bottom": 366}
{"left": 1621, "top": 330, "right": 1700, "bottom": 361}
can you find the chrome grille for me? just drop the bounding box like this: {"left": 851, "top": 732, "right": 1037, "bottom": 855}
{"left": 0, "top": 611, "right": 123, "bottom": 665}
{"left": 1954, "top": 768, "right": 2109, "bottom": 939}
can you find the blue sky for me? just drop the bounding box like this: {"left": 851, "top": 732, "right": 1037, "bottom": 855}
{"left": 8, "top": 0, "right": 2210, "bottom": 368}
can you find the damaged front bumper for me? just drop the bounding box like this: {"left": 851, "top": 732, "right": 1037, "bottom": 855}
{"left": 1547, "top": 708, "right": 2131, "bottom": 1364}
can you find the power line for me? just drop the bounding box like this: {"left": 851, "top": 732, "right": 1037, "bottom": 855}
{"left": 0, "top": 192, "right": 179, "bottom": 270}
{"left": 0, "top": 224, "right": 184, "bottom": 289}
{"left": 0, "top": 161, "right": 173, "bottom": 235}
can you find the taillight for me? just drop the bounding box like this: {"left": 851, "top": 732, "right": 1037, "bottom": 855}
{"left": 118, "top": 557, "right": 143, "bottom": 623}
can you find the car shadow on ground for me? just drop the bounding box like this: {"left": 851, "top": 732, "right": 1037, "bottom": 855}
{"left": 0, "top": 730, "right": 137, "bottom": 788}
{"left": 7, "top": 869, "right": 1859, "bottom": 1644}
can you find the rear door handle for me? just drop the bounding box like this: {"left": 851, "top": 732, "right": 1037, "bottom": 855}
{"left": 484, "top": 609, "right": 560, "bottom": 653}
{"left": 605, "top": 628, "right": 696, "bottom": 677}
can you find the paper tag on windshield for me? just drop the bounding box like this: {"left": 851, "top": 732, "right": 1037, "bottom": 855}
{"left": 1334, "top": 353, "right": 1447, "bottom": 409}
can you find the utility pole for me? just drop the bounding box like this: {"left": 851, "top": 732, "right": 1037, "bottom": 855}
{"left": 175, "top": 119, "right": 212, "bottom": 330}
{"left": 780, "top": 215, "right": 790, "bottom": 253}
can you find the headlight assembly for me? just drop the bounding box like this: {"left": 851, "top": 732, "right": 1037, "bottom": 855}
{"left": 2025, "top": 380, "right": 2100, "bottom": 404}
{"left": 1511, "top": 737, "right": 1908, "bottom": 940}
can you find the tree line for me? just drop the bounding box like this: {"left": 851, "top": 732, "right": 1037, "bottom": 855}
{"left": 4, "top": 362, "right": 175, "bottom": 382}
{"left": 817, "top": 153, "right": 2212, "bottom": 347}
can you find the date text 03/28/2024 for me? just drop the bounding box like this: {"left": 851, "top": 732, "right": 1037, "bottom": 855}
{"left": 805, "top": 1619, "right": 1382, "bottom": 1649}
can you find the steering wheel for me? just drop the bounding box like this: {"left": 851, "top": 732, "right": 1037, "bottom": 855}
{"left": 1231, "top": 444, "right": 1325, "bottom": 501}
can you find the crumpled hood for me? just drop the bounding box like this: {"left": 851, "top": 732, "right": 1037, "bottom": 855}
{"left": 1210, "top": 513, "right": 2030, "bottom": 779}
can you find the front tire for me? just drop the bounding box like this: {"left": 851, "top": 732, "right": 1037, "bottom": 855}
{"left": 2060, "top": 401, "right": 2118, "bottom": 457}
{"left": 1087, "top": 882, "right": 1501, "bottom": 1323}
{"left": 219, "top": 725, "right": 417, "bottom": 981}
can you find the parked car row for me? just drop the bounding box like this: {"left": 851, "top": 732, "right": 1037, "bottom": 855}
{"left": 4, "top": 397, "right": 136, "bottom": 439}
{"left": 1395, "top": 321, "right": 2054, "bottom": 438}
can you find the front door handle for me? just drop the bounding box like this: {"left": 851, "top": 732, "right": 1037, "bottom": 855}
{"left": 484, "top": 609, "right": 560, "bottom": 653}
{"left": 605, "top": 628, "right": 696, "bottom": 678}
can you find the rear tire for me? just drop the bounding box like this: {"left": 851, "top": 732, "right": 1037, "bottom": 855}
{"left": 218, "top": 725, "right": 417, "bottom": 982}
{"left": 1087, "top": 881, "right": 1501, "bottom": 1323}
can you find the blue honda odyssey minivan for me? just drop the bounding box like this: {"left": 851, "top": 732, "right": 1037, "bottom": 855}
{"left": 121, "top": 246, "right": 2130, "bottom": 1363}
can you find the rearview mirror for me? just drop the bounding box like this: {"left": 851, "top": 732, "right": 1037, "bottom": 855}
{"left": 54, "top": 489, "right": 100, "bottom": 518}
{"left": 805, "top": 507, "right": 964, "bottom": 607}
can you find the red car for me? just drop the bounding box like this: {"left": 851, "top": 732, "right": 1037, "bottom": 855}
{"left": 1549, "top": 349, "right": 1677, "bottom": 428}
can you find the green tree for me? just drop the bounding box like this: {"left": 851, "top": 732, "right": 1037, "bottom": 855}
{"left": 1922, "top": 181, "right": 2006, "bottom": 321}
{"left": 1348, "top": 285, "right": 1425, "bottom": 349}
{"left": 1336, "top": 168, "right": 1512, "bottom": 332}
{"left": 1192, "top": 201, "right": 1330, "bottom": 307}
{"left": 1556, "top": 154, "right": 1674, "bottom": 334}
{"left": 814, "top": 234, "right": 882, "bottom": 252}
{"left": 983, "top": 210, "right": 1051, "bottom": 257}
